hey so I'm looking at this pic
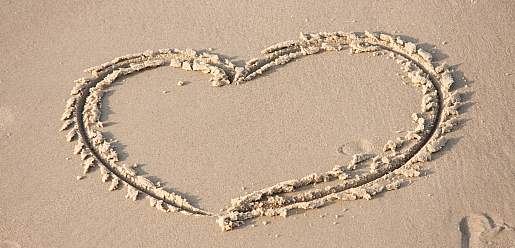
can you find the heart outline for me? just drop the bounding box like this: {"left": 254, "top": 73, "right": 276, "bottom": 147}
{"left": 60, "top": 31, "right": 462, "bottom": 231}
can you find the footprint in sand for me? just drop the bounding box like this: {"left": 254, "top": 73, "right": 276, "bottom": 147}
{"left": 459, "top": 213, "right": 515, "bottom": 248}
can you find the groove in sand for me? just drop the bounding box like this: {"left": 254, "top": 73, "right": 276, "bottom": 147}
{"left": 60, "top": 31, "right": 463, "bottom": 231}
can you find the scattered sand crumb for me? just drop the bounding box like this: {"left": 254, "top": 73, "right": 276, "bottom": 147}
{"left": 177, "top": 80, "right": 185, "bottom": 86}
{"left": 76, "top": 175, "right": 84, "bottom": 180}
{"left": 162, "top": 90, "right": 169, "bottom": 94}
{"left": 262, "top": 221, "right": 269, "bottom": 225}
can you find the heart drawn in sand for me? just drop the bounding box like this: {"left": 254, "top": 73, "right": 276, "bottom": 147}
{"left": 60, "top": 31, "right": 463, "bottom": 231}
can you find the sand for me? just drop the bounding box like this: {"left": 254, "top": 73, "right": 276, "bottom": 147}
{"left": 1, "top": 1, "right": 514, "bottom": 247}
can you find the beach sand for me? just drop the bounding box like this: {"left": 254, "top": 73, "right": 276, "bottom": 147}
{"left": 1, "top": 1, "right": 514, "bottom": 247}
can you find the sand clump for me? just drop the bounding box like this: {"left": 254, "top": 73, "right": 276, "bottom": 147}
{"left": 60, "top": 31, "right": 463, "bottom": 231}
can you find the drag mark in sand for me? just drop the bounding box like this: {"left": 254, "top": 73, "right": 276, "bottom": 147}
{"left": 60, "top": 31, "right": 464, "bottom": 231}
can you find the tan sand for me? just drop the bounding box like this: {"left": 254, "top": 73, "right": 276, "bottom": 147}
{"left": 1, "top": 1, "right": 514, "bottom": 247}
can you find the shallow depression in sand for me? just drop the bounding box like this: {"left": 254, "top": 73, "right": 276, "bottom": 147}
{"left": 102, "top": 52, "right": 420, "bottom": 211}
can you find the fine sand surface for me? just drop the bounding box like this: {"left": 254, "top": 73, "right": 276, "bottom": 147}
{"left": 1, "top": 1, "right": 514, "bottom": 247}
